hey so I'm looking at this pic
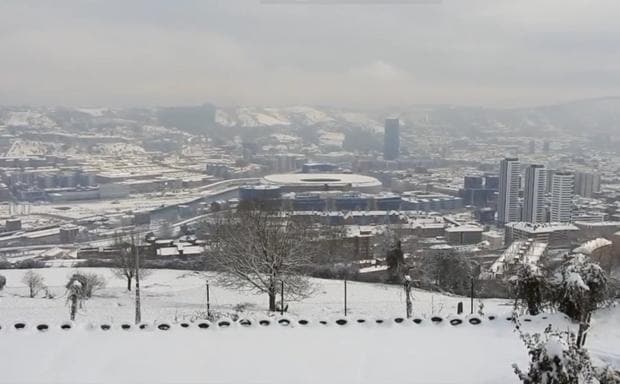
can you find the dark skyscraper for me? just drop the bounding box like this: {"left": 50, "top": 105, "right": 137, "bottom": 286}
{"left": 383, "top": 118, "right": 400, "bottom": 160}
{"left": 464, "top": 176, "right": 483, "bottom": 189}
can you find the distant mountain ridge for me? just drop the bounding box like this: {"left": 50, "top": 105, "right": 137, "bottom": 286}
{"left": 1, "top": 97, "right": 619, "bottom": 137}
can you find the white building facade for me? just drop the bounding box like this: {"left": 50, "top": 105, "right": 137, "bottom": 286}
{"left": 523, "top": 164, "right": 547, "bottom": 223}
{"left": 497, "top": 158, "right": 520, "bottom": 224}
{"left": 551, "top": 172, "right": 574, "bottom": 223}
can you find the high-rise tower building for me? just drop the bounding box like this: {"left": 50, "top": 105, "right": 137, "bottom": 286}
{"left": 464, "top": 176, "right": 483, "bottom": 189}
{"left": 550, "top": 172, "right": 574, "bottom": 223}
{"left": 383, "top": 118, "right": 400, "bottom": 161}
{"left": 574, "top": 172, "right": 601, "bottom": 198}
{"left": 523, "top": 164, "right": 547, "bottom": 223}
{"left": 497, "top": 158, "right": 520, "bottom": 224}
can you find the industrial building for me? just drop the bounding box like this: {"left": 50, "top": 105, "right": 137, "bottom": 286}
{"left": 504, "top": 222, "right": 579, "bottom": 247}
{"left": 445, "top": 225, "right": 484, "bottom": 245}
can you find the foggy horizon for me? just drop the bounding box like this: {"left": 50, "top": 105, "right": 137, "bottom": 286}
{"left": 2, "top": 0, "right": 620, "bottom": 108}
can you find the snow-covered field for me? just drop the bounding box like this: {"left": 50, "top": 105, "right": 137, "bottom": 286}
{"left": 0, "top": 318, "right": 558, "bottom": 384}
{"left": 0, "top": 268, "right": 513, "bottom": 323}
{"left": 0, "top": 268, "right": 618, "bottom": 383}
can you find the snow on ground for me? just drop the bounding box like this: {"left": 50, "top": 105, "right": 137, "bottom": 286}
{"left": 21, "top": 191, "right": 208, "bottom": 220}
{"left": 90, "top": 142, "right": 146, "bottom": 156}
{"left": 5, "top": 139, "right": 62, "bottom": 156}
{"left": 75, "top": 107, "right": 109, "bottom": 117}
{"left": 0, "top": 318, "right": 547, "bottom": 384}
{"left": 319, "top": 130, "right": 345, "bottom": 147}
{"left": 0, "top": 268, "right": 512, "bottom": 323}
{"left": 4, "top": 111, "right": 57, "bottom": 128}
{"left": 0, "top": 267, "right": 618, "bottom": 383}
{"left": 336, "top": 111, "right": 383, "bottom": 132}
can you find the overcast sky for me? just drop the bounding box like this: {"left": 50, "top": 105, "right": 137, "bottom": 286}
{"left": 0, "top": 0, "right": 619, "bottom": 108}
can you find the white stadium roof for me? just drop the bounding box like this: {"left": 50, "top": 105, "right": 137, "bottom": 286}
{"left": 262, "top": 173, "right": 382, "bottom": 192}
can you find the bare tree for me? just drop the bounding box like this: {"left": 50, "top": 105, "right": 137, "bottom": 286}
{"left": 66, "top": 272, "right": 106, "bottom": 298}
{"left": 206, "top": 206, "right": 320, "bottom": 311}
{"left": 22, "top": 270, "right": 45, "bottom": 298}
{"left": 84, "top": 273, "right": 106, "bottom": 297}
{"left": 111, "top": 232, "right": 151, "bottom": 291}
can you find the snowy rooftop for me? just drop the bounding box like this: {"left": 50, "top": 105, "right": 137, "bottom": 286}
{"left": 573, "top": 238, "right": 612, "bottom": 255}
{"left": 490, "top": 240, "right": 548, "bottom": 275}
{"left": 505, "top": 222, "right": 579, "bottom": 233}
{"left": 445, "top": 225, "right": 483, "bottom": 233}
{"left": 262, "top": 173, "right": 382, "bottom": 189}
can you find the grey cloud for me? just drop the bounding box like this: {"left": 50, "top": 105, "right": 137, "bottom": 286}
{"left": 0, "top": 0, "right": 619, "bottom": 107}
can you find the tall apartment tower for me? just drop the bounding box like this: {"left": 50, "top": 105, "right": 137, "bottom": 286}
{"left": 383, "top": 118, "right": 400, "bottom": 161}
{"left": 574, "top": 171, "right": 601, "bottom": 198}
{"left": 550, "top": 172, "right": 574, "bottom": 223}
{"left": 522, "top": 164, "right": 547, "bottom": 223}
{"left": 497, "top": 158, "right": 521, "bottom": 225}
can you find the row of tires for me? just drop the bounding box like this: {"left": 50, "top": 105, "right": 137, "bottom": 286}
{"left": 0, "top": 314, "right": 544, "bottom": 332}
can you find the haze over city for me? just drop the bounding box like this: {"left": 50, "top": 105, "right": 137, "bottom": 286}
{"left": 1, "top": 0, "right": 620, "bottom": 107}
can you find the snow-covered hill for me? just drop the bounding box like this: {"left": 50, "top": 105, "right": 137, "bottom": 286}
{"left": 216, "top": 106, "right": 383, "bottom": 132}
{"left": 0, "top": 267, "right": 617, "bottom": 384}
{"left": 2, "top": 97, "right": 620, "bottom": 137}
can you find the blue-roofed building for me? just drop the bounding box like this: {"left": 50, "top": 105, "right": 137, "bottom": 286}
{"left": 292, "top": 192, "right": 326, "bottom": 211}
{"left": 334, "top": 192, "right": 369, "bottom": 211}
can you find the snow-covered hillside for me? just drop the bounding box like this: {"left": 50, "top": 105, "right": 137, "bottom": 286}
{"left": 215, "top": 106, "right": 383, "bottom": 131}
{"left": 0, "top": 268, "right": 512, "bottom": 322}
{"left": 3, "top": 111, "right": 57, "bottom": 129}
{"left": 0, "top": 316, "right": 557, "bottom": 384}
{"left": 0, "top": 268, "right": 620, "bottom": 384}
{"left": 4, "top": 138, "right": 146, "bottom": 157}
{"left": 0, "top": 267, "right": 618, "bottom": 383}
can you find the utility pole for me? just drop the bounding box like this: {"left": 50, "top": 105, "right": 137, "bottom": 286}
{"left": 344, "top": 278, "right": 348, "bottom": 316}
{"left": 206, "top": 281, "right": 210, "bottom": 317}
{"left": 470, "top": 277, "right": 474, "bottom": 315}
{"left": 280, "top": 280, "right": 284, "bottom": 316}
{"left": 134, "top": 237, "right": 142, "bottom": 325}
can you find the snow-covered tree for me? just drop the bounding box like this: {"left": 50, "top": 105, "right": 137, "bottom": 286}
{"left": 22, "top": 270, "right": 45, "bottom": 298}
{"left": 66, "top": 274, "right": 88, "bottom": 297}
{"left": 513, "top": 325, "right": 595, "bottom": 384}
{"left": 66, "top": 273, "right": 105, "bottom": 299}
{"left": 513, "top": 324, "right": 620, "bottom": 384}
{"left": 66, "top": 278, "right": 85, "bottom": 321}
{"left": 511, "top": 264, "right": 550, "bottom": 316}
{"left": 551, "top": 254, "right": 612, "bottom": 322}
